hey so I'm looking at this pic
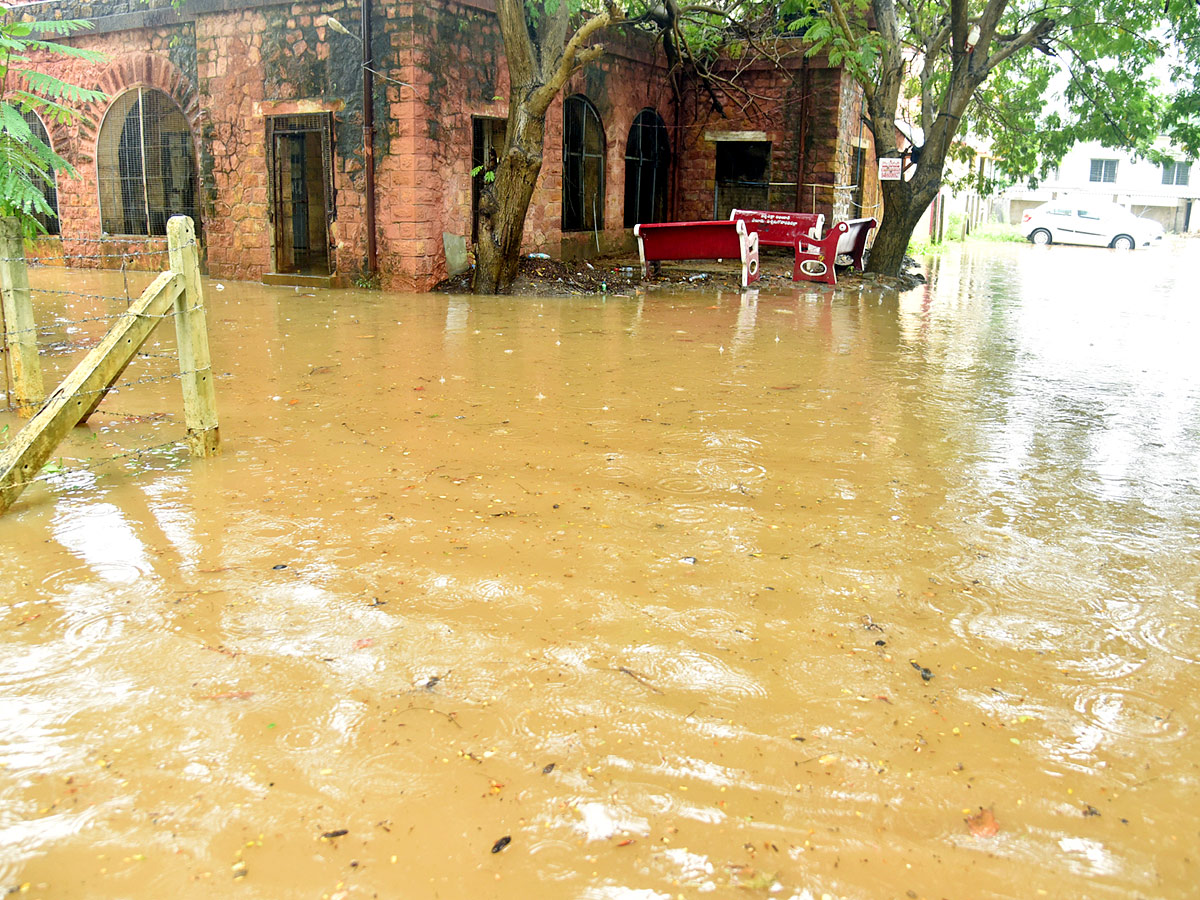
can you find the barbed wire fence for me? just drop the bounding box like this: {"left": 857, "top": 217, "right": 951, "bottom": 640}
{"left": 0, "top": 216, "right": 220, "bottom": 515}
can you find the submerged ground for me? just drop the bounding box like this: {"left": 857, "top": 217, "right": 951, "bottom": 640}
{"left": 2, "top": 240, "right": 1198, "bottom": 899}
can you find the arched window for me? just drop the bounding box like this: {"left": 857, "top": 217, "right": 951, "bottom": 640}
{"left": 562, "top": 95, "right": 605, "bottom": 232}
{"left": 97, "top": 88, "right": 198, "bottom": 236}
{"left": 22, "top": 110, "right": 60, "bottom": 235}
{"left": 624, "top": 109, "right": 670, "bottom": 227}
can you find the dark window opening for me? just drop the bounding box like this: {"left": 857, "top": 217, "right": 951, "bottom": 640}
{"left": 624, "top": 109, "right": 670, "bottom": 227}
{"left": 472, "top": 116, "right": 507, "bottom": 243}
{"left": 98, "top": 88, "right": 198, "bottom": 236}
{"left": 562, "top": 95, "right": 605, "bottom": 232}
{"left": 267, "top": 114, "right": 334, "bottom": 276}
{"left": 22, "top": 110, "right": 60, "bottom": 235}
{"left": 714, "top": 140, "right": 770, "bottom": 219}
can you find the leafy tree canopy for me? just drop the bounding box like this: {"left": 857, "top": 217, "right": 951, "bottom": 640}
{"left": 0, "top": 4, "right": 106, "bottom": 233}
{"left": 779, "top": 0, "right": 1200, "bottom": 188}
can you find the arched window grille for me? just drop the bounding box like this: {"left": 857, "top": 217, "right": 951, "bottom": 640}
{"left": 562, "top": 95, "right": 605, "bottom": 232}
{"left": 21, "top": 110, "right": 60, "bottom": 235}
{"left": 97, "top": 88, "right": 198, "bottom": 236}
{"left": 623, "top": 109, "right": 670, "bottom": 227}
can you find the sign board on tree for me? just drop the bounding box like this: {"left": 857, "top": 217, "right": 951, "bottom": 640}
{"left": 878, "top": 158, "right": 903, "bottom": 181}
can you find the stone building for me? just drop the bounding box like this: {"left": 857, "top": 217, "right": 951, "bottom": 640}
{"left": 22, "top": 0, "right": 880, "bottom": 290}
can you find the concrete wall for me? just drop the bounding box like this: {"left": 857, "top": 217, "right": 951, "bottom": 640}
{"left": 1006, "top": 139, "right": 1200, "bottom": 233}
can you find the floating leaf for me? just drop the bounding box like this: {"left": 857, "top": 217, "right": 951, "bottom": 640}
{"left": 966, "top": 806, "right": 1000, "bottom": 838}
{"left": 200, "top": 690, "right": 254, "bottom": 701}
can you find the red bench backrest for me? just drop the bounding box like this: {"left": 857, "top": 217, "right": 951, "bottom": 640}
{"left": 634, "top": 220, "right": 746, "bottom": 261}
{"left": 730, "top": 209, "right": 824, "bottom": 247}
{"left": 831, "top": 218, "right": 877, "bottom": 254}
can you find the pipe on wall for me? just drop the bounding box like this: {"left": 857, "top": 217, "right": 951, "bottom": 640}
{"left": 362, "top": 0, "right": 377, "bottom": 274}
{"left": 794, "top": 57, "right": 810, "bottom": 213}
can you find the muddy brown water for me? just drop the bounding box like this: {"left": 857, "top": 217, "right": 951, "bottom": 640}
{"left": 2, "top": 242, "right": 1199, "bottom": 899}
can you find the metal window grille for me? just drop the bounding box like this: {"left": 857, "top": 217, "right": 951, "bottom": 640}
{"left": 623, "top": 109, "right": 669, "bottom": 227}
{"left": 563, "top": 96, "right": 605, "bottom": 233}
{"left": 1089, "top": 158, "right": 1117, "bottom": 183}
{"left": 97, "top": 88, "right": 198, "bottom": 236}
{"left": 21, "top": 109, "right": 60, "bottom": 235}
{"left": 1162, "top": 160, "right": 1191, "bottom": 186}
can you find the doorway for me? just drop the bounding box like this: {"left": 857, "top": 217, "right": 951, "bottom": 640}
{"left": 268, "top": 114, "right": 334, "bottom": 275}
{"left": 714, "top": 140, "right": 770, "bottom": 219}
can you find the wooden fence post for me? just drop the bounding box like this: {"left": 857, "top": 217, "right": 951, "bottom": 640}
{"left": 0, "top": 218, "right": 45, "bottom": 417}
{"left": 167, "top": 216, "right": 219, "bottom": 457}
{"left": 0, "top": 271, "right": 183, "bottom": 514}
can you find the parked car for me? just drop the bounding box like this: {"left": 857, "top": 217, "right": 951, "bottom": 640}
{"left": 1021, "top": 199, "right": 1165, "bottom": 249}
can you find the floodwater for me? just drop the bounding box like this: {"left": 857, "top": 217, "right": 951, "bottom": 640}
{"left": 2, "top": 240, "right": 1199, "bottom": 900}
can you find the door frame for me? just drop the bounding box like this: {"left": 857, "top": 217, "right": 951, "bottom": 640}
{"left": 266, "top": 113, "right": 336, "bottom": 275}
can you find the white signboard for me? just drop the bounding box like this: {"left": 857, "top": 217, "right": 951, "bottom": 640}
{"left": 879, "top": 157, "right": 904, "bottom": 181}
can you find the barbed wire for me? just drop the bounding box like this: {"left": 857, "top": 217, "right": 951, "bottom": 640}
{"left": 9, "top": 248, "right": 174, "bottom": 264}
{"left": 37, "top": 236, "right": 171, "bottom": 245}
{"left": 1, "top": 236, "right": 215, "bottom": 502}
{"left": 2, "top": 237, "right": 195, "bottom": 265}
{"left": 36, "top": 366, "right": 214, "bottom": 403}
{"left": 0, "top": 437, "right": 190, "bottom": 494}
{"left": 3, "top": 304, "right": 206, "bottom": 340}
{"left": 31, "top": 287, "right": 151, "bottom": 304}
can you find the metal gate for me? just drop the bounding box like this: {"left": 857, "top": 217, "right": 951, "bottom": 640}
{"left": 267, "top": 114, "right": 335, "bottom": 275}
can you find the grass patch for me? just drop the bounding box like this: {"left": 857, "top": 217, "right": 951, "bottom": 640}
{"left": 906, "top": 235, "right": 949, "bottom": 257}
{"left": 908, "top": 222, "right": 1026, "bottom": 256}
{"left": 967, "top": 223, "right": 1026, "bottom": 242}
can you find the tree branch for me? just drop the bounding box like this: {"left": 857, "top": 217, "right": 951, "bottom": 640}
{"left": 979, "top": 17, "right": 1054, "bottom": 78}
{"left": 829, "top": 0, "right": 860, "bottom": 46}
{"left": 950, "top": 0, "right": 969, "bottom": 57}
{"left": 529, "top": 9, "right": 616, "bottom": 114}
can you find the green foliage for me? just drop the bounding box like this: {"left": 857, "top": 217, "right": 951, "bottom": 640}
{"left": 795, "top": 0, "right": 1200, "bottom": 181}
{"left": 969, "top": 223, "right": 1025, "bottom": 243}
{"left": 0, "top": 5, "right": 106, "bottom": 235}
{"left": 787, "top": 0, "right": 881, "bottom": 81}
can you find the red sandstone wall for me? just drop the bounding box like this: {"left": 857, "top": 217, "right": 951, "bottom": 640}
{"left": 21, "top": 0, "right": 863, "bottom": 290}
{"left": 196, "top": 8, "right": 273, "bottom": 281}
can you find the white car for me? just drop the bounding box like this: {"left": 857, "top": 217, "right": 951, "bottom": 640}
{"left": 1022, "top": 199, "right": 1165, "bottom": 249}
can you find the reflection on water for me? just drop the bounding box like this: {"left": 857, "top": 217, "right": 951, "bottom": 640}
{"left": 2, "top": 242, "right": 1199, "bottom": 899}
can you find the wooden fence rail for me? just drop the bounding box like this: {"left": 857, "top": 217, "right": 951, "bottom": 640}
{"left": 0, "top": 216, "right": 219, "bottom": 515}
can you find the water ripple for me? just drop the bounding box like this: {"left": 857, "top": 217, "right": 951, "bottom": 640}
{"left": 1068, "top": 685, "right": 1187, "bottom": 743}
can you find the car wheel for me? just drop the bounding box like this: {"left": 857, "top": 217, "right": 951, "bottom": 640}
{"left": 1111, "top": 234, "right": 1135, "bottom": 250}
{"left": 1030, "top": 228, "right": 1052, "bottom": 245}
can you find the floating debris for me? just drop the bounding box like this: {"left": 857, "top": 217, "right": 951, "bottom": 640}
{"left": 910, "top": 661, "right": 934, "bottom": 681}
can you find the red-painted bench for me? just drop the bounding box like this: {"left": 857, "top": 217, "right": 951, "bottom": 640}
{"left": 730, "top": 209, "right": 825, "bottom": 251}
{"left": 792, "top": 217, "right": 877, "bottom": 286}
{"left": 634, "top": 219, "right": 760, "bottom": 287}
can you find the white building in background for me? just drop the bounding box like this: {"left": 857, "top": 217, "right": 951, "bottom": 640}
{"left": 1006, "top": 139, "right": 1199, "bottom": 233}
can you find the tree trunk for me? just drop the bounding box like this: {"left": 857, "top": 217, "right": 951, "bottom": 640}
{"left": 472, "top": 112, "right": 546, "bottom": 294}
{"left": 469, "top": 0, "right": 613, "bottom": 294}
{"left": 865, "top": 178, "right": 937, "bottom": 275}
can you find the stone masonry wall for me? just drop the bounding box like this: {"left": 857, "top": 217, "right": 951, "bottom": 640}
{"left": 23, "top": 0, "right": 865, "bottom": 290}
